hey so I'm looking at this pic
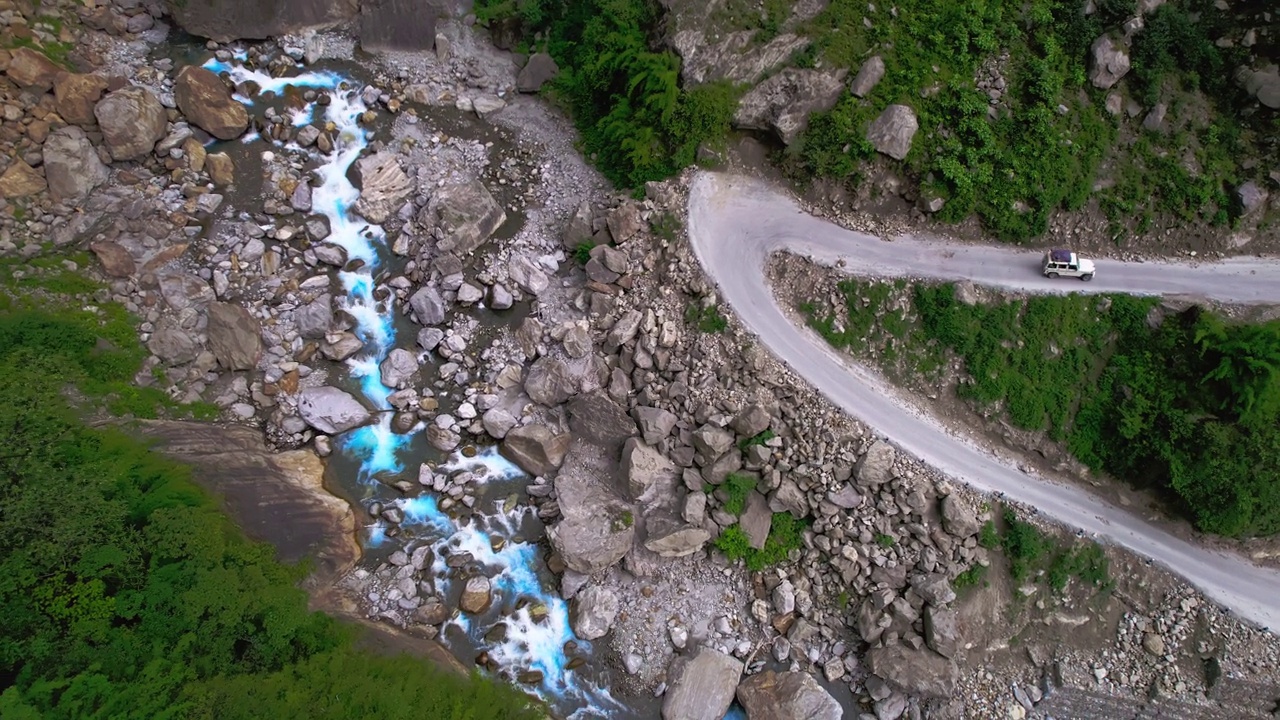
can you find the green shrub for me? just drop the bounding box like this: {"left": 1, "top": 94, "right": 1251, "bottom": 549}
{"left": 572, "top": 241, "right": 596, "bottom": 265}
{"left": 952, "top": 563, "right": 988, "bottom": 591}
{"left": 722, "top": 472, "right": 757, "bottom": 516}
{"left": 0, "top": 353, "right": 539, "bottom": 719}
{"left": 738, "top": 429, "right": 775, "bottom": 451}
{"left": 686, "top": 302, "right": 729, "bottom": 333}
{"left": 874, "top": 533, "right": 896, "bottom": 548}
{"left": 714, "top": 514, "right": 808, "bottom": 570}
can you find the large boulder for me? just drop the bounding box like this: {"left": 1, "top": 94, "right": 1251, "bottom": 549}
{"left": 1089, "top": 34, "right": 1131, "bottom": 90}
{"left": 408, "top": 285, "right": 447, "bottom": 326}
{"left": 672, "top": 30, "right": 809, "bottom": 86}
{"left": 857, "top": 439, "right": 896, "bottom": 486}
{"left": 643, "top": 517, "right": 710, "bottom": 558}
{"left": 568, "top": 391, "right": 636, "bottom": 451}
{"left": 174, "top": 66, "right": 250, "bottom": 140}
{"left": 147, "top": 316, "right": 201, "bottom": 364}
{"left": 622, "top": 437, "right": 678, "bottom": 502}
{"left": 296, "top": 386, "right": 373, "bottom": 434}
{"left": 940, "top": 494, "right": 980, "bottom": 537}
{"left": 95, "top": 86, "right": 167, "bottom": 161}
{"left": 418, "top": 180, "right": 506, "bottom": 255}
{"left": 206, "top": 302, "right": 262, "bottom": 371}
{"left": 379, "top": 348, "right": 418, "bottom": 389}
{"left": 359, "top": 0, "right": 439, "bottom": 52}
{"left": 570, "top": 586, "right": 619, "bottom": 640}
{"left": 1240, "top": 67, "right": 1280, "bottom": 110}
{"left": 662, "top": 647, "right": 743, "bottom": 720}
{"left": 42, "top": 126, "right": 110, "bottom": 202}
{"left": 501, "top": 423, "right": 571, "bottom": 477}
{"left": 516, "top": 53, "right": 559, "bottom": 92}
{"left": 295, "top": 294, "right": 334, "bottom": 338}
{"left": 164, "top": 0, "right": 359, "bottom": 43}
{"left": 524, "top": 356, "right": 579, "bottom": 407}
{"left": 730, "top": 404, "right": 771, "bottom": 438}
{"left": 0, "top": 160, "right": 46, "bottom": 198}
{"left": 354, "top": 153, "right": 412, "bottom": 224}
{"left": 548, "top": 473, "right": 635, "bottom": 574}
{"left": 924, "top": 605, "right": 959, "bottom": 659}
{"left": 735, "top": 670, "right": 842, "bottom": 720}
{"left": 632, "top": 405, "right": 677, "bottom": 445}
{"left": 691, "top": 424, "right": 735, "bottom": 465}
{"left": 732, "top": 68, "right": 846, "bottom": 145}
{"left": 866, "top": 645, "right": 958, "bottom": 699}
{"left": 5, "top": 47, "right": 61, "bottom": 90}
{"left": 54, "top": 73, "right": 110, "bottom": 125}
{"left": 850, "top": 55, "right": 886, "bottom": 98}
{"left": 866, "top": 104, "right": 919, "bottom": 161}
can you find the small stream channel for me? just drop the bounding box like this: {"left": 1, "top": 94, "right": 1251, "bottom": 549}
{"left": 180, "top": 46, "right": 628, "bottom": 718}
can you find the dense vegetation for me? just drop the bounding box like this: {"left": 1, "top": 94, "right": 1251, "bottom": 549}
{"left": 967, "top": 509, "right": 1110, "bottom": 591}
{"left": 795, "top": 0, "right": 1255, "bottom": 240}
{"left": 479, "top": 0, "right": 1269, "bottom": 242}
{"left": 477, "top": 0, "right": 740, "bottom": 187}
{"left": 0, "top": 304, "right": 540, "bottom": 718}
{"left": 803, "top": 279, "right": 1280, "bottom": 537}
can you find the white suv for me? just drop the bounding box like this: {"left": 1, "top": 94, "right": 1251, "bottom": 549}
{"left": 1042, "top": 249, "right": 1095, "bottom": 281}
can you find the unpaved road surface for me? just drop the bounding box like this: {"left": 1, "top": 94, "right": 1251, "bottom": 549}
{"left": 687, "top": 171, "right": 1280, "bottom": 630}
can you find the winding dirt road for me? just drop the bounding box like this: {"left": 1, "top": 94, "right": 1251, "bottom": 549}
{"left": 687, "top": 171, "right": 1280, "bottom": 629}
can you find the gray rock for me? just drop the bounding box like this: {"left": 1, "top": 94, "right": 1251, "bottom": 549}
{"left": 41, "top": 126, "right": 109, "bottom": 202}
{"left": 296, "top": 386, "right": 373, "bottom": 434}
{"left": 866, "top": 104, "right": 919, "bottom": 161}
{"left": 359, "top": 0, "right": 439, "bottom": 52}
{"left": 730, "top": 403, "right": 771, "bottom": 438}
{"left": 488, "top": 283, "right": 514, "bottom": 310}
{"left": 517, "top": 52, "right": 559, "bottom": 92}
{"left": 562, "top": 322, "right": 592, "bottom": 358}
{"left": 456, "top": 283, "right": 484, "bottom": 304}
{"left": 662, "top": 647, "right": 743, "bottom": 720}
{"left": 562, "top": 201, "right": 594, "bottom": 249}
{"left": 379, "top": 348, "right": 418, "bottom": 389}
{"left": 295, "top": 293, "right": 333, "bottom": 338}
{"left": 736, "top": 670, "right": 842, "bottom": 720}
{"left": 508, "top": 253, "right": 550, "bottom": 295}
{"left": 692, "top": 424, "right": 734, "bottom": 465}
{"left": 147, "top": 316, "right": 201, "bottom": 364}
{"left": 501, "top": 423, "right": 571, "bottom": 477}
{"left": 321, "top": 332, "right": 363, "bottom": 360}
{"left": 851, "top": 55, "right": 886, "bottom": 98}
{"left": 206, "top": 302, "right": 262, "bottom": 371}
{"left": 1089, "top": 34, "right": 1131, "bottom": 89}
{"left": 924, "top": 605, "right": 958, "bottom": 659}
{"left": 419, "top": 180, "right": 506, "bottom": 255}
{"left": 913, "top": 573, "right": 956, "bottom": 607}
{"left": 568, "top": 390, "right": 636, "bottom": 451}
{"left": 164, "top": 0, "right": 358, "bottom": 43}
{"left": 739, "top": 491, "right": 772, "bottom": 550}
{"left": 622, "top": 437, "right": 679, "bottom": 503}
{"left": 732, "top": 68, "right": 846, "bottom": 145}
{"left": 291, "top": 182, "right": 313, "bottom": 212}
{"left": 159, "top": 273, "right": 215, "bottom": 312}
{"left": 683, "top": 491, "right": 707, "bottom": 525}
{"left": 1241, "top": 67, "right": 1280, "bottom": 109}
{"left": 857, "top": 440, "right": 896, "bottom": 486}
{"left": 866, "top": 645, "right": 958, "bottom": 699}
{"left": 606, "top": 202, "right": 644, "bottom": 243}
{"left": 875, "top": 693, "right": 908, "bottom": 720}
{"left": 771, "top": 479, "right": 810, "bottom": 516}
{"left": 644, "top": 519, "right": 710, "bottom": 558}
{"left": 94, "top": 86, "right": 167, "bottom": 161}
{"left": 632, "top": 405, "right": 678, "bottom": 445}
{"left": 1238, "top": 180, "right": 1270, "bottom": 216}
{"left": 354, "top": 153, "right": 412, "bottom": 224}
{"left": 827, "top": 483, "right": 862, "bottom": 509}
{"left": 570, "top": 586, "right": 619, "bottom": 640}
{"left": 524, "top": 356, "right": 579, "bottom": 406}
{"left": 408, "top": 286, "right": 447, "bottom": 325}
{"left": 605, "top": 309, "right": 642, "bottom": 350}
{"left": 481, "top": 407, "right": 517, "bottom": 439}
{"left": 427, "top": 424, "right": 460, "bottom": 452}
{"left": 672, "top": 29, "right": 808, "bottom": 86}
{"left": 548, "top": 473, "right": 635, "bottom": 574}
{"left": 940, "top": 494, "right": 980, "bottom": 537}
{"left": 1142, "top": 102, "right": 1167, "bottom": 132}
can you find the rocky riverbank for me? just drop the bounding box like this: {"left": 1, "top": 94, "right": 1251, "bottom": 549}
{"left": 4, "top": 1, "right": 1280, "bottom": 719}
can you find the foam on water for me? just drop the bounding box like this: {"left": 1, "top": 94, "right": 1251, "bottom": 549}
{"left": 204, "top": 54, "right": 623, "bottom": 716}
